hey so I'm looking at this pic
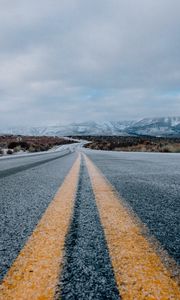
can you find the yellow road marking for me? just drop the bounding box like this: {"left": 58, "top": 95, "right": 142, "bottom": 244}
{"left": 84, "top": 154, "right": 180, "bottom": 300}
{"left": 0, "top": 154, "right": 81, "bottom": 300}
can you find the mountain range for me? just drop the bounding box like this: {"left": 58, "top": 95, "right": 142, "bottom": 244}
{"left": 1, "top": 117, "right": 180, "bottom": 137}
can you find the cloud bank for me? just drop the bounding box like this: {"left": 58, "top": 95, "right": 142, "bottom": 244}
{"left": 0, "top": 0, "right": 180, "bottom": 126}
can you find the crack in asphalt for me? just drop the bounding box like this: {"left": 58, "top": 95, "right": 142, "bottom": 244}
{"left": 58, "top": 158, "right": 120, "bottom": 300}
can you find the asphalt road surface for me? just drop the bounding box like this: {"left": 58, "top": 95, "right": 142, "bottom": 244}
{"left": 0, "top": 148, "right": 180, "bottom": 299}
{"left": 60, "top": 158, "right": 119, "bottom": 299}
{"left": 0, "top": 149, "right": 78, "bottom": 280}
{"left": 85, "top": 150, "right": 180, "bottom": 265}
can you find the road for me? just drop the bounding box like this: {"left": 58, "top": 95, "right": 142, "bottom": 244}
{"left": 86, "top": 150, "right": 180, "bottom": 265}
{"left": 0, "top": 147, "right": 78, "bottom": 280}
{"left": 0, "top": 148, "right": 180, "bottom": 299}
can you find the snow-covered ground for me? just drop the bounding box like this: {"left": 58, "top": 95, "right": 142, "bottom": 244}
{"left": 0, "top": 142, "right": 82, "bottom": 160}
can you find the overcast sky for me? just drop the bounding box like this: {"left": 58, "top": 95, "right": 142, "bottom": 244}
{"left": 0, "top": 0, "right": 180, "bottom": 127}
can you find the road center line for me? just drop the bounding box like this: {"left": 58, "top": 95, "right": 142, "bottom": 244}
{"left": 59, "top": 158, "right": 120, "bottom": 299}
{"left": 0, "top": 154, "right": 81, "bottom": 300}
{"left": 84, "top": 154, "right": 180, "bottom": 299}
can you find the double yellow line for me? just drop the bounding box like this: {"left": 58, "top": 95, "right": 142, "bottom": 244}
{"left": 0, "top": 153, "right": 180, "bottom": 299}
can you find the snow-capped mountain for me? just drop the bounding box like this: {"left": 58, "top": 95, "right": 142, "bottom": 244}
{"left": 1, "top": 117, "right": 180, "bottom": 137}
{"left": 126, "top": 117, "right": 180, "bottom": 136}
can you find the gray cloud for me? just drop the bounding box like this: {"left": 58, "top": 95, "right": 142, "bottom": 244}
{"left": 0, "top": 0, "right": 180, "bottom": 126}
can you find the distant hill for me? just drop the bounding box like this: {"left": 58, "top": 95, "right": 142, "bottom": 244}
{"left": 1, "top": 117, "right": 180, "bottom": 137}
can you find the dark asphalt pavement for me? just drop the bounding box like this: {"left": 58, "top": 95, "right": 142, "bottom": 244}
{"left": 0, "top": 150, "right": 77, "bottom": 281}
{"left": 0, "top": 149, "right": 71, "bottom": 173}
{"left": 85, "top": 150, "right": 180, "bottom": 266}
{"left": 1, "top": 148, "right": 180, "bottom": 297}
{"left": 59, "top": 158, "right": 120, "bottom": 300}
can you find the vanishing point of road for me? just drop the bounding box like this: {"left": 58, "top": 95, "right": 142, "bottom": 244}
{"left": 0, "top": 147, "right": 180, "bottom": 299}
